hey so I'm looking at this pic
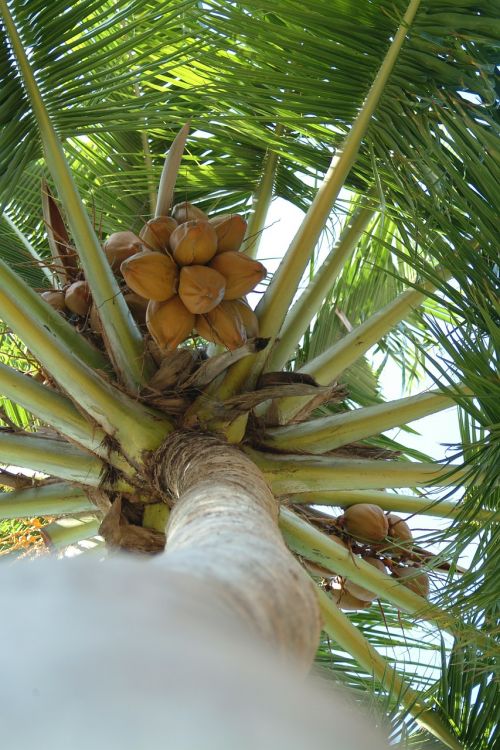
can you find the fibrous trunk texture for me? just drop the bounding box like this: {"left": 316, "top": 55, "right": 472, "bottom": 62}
{"left": 152, "top": 431, "right": 321, "bottom": 667}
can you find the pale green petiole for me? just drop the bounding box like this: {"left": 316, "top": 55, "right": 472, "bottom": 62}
{"left": 268, "top": 195, "right": 377, "bottom": 371}
{"left": 0, "top": 432, "right": 132, "bottom": 489}
{"left": 0, "top": 482, "right": 94, "bottom": 520}
{"left": 286, "top": 489, "right": 496, "bottom": 522}
{"left": 0, "top": 261, "right": 172, "bottom": 462}
{"left": 247, "top": 448, "right": 467, "bottom": 493}
{"left": 317, "top": 588, "right": 463, "bottom": 750}
{"left": 0, "top": 257, "right": 109, "bottom": 373}
{"left": 0, "top": 362, "right": 133, "bottom": 475}
{"left": 42, "top": 515, "right": 101, "bottom": 550}
{"left": 261, "top": 389, "right": 461, "bottom": 453}
{"left": 273, "top": 279, "right": 438, "bottom": 423}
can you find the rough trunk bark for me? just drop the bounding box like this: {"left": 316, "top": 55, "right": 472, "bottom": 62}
{"left": 151, "top": 431, "right": 321, "bottom": 668}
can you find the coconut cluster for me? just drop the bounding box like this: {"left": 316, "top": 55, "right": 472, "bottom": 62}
{"left": 40, "top": 202, "right": 266, "bottom": 352}
{"left": 107, "top": 202, "right": 266, "bottom": 350}
{"left": 324, "top": 503, "right": 429, "bottom": 611}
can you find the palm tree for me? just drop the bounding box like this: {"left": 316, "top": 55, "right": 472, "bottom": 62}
{"left": 0, "top": 0, "right": 498, "bottom": 747}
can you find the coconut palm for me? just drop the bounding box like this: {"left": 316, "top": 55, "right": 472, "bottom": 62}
{"left": 0, "top": 0, "right": 498, "bottom": 747}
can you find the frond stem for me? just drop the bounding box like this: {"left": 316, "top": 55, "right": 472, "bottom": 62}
{"left": 0, "top": 482, "right": 94, "bottom": 520}
{"left": 0, "top": 362, "right": 133, "bottom": 475}
{"left": 244, "top": 124, "right": 283, "bottom": 259}
{"left": 0, "top": 261, "right": 172, "bottom": 462}
{"left": 317, "top": 588, "right": 463, "bottom": 750}
{"left": 262, "top": 388, "right": 463, "bottom": 453}
{"left": 248, "top": 449, "right": 467, "bottom": 493}
{"left": 268, "top": 193, "right": 377, "bottom": 370}
{"left": 0, "top": 432, "right": 129, "bottom": 487}
{"left": 286, "top": 489, "right": 496, "bottom": 522}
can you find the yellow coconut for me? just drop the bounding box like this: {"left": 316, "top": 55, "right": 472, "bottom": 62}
{"left": 195, "top": 300, "right": 247, "bottom": 350}
{"left": 65, "top": 281, "right": 91, "bottom": 317}
{"left": 340, "top": 504, "right": 389, "bottom": 543}
{"left": 146, "top": 296, "right": 195, "bottom": 350}
{"left": 178, "top": 265, "right": 226, "bottom": 314}
{"left": 121, "top": 251, "right": 178, "bottom": 301}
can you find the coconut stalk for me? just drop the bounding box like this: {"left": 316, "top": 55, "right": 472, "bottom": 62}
{"left": 0, "top": 260, "right": 171, "bottom": 461}
{"left": 248, "top": 449, "right": 467, "bottom": 493}
{"left": 0, "top": 0, "right": 152, "bottom": 390}
{"left": 268, "top": 194, "right": 377, "bottom": 371}
{"left": 0, "top": 362, "right": 133, "bottom": 474}
{"left": 316, "top": 588, "right": 463, "bottom": 750}
{"left": 217, "top": 0, "right": 422, "bottom": 398}
{"left": 262, "top": 389, "right": 461, "bottom": 453}
{"left": 0, "top": 432, "right": 131, "bottom": 489}
{"left": 154, "top": 431, "right": 321, "bottom": 667}
{"left": 244, "top": 124, "right": 283, "bottom": 259}
{"left": 286, "top": 489, "right": 496, "bottom": 522}
{"left": 0, "top": 482, "right": 94, "bottom": 520}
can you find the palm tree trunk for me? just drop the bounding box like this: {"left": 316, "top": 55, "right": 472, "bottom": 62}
{"left": 153, "top": 431, "right": 321, "bottom": 667}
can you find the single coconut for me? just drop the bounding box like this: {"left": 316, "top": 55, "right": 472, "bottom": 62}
{"left": 195, "top": 300, "right": 247, "bottom": 350}
{"left": 139, "top": 217, "right": 177, "bottom": 252}
{"left": 65, "top": 281, "right": 91, "bottom": 316}
{"left": 386, "top": 513, "right": 413, "bottom": 548}
{"left": 178, "top": 265, "right": 226, "bottom": 314}
{"left": 124, "top": 292, "right": 149, "bottom": 325}
{"left": 121, "top": 251, "right": 178, "bottom": 301}
{"left": 209, "top": 213, "right": 247, "bottom": 253}
{"left": 172, "top": 201, "right": 208, "bottom": 224}
{"left": 340, "top": 504, "right": 389, "bottom": 543}
{"left": 146, "top": 296, "right": 194, "bottom": 350}
{"left": 89, "top": 305, "right": 102, "bottom": 335}
{"left": 104, "top": 231, "right": 144, "bottom": 270}
{"left": 170, "top": 220, "right": 218, "bottom": 266}
{"left": 41, "top": 290, "right": 66, "bottom": 312}
{"left": 226, "top": 298, "right": 259, "bottom": 338}
{"left": 209, "top": 251, "right": 266, "bottom": 299}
